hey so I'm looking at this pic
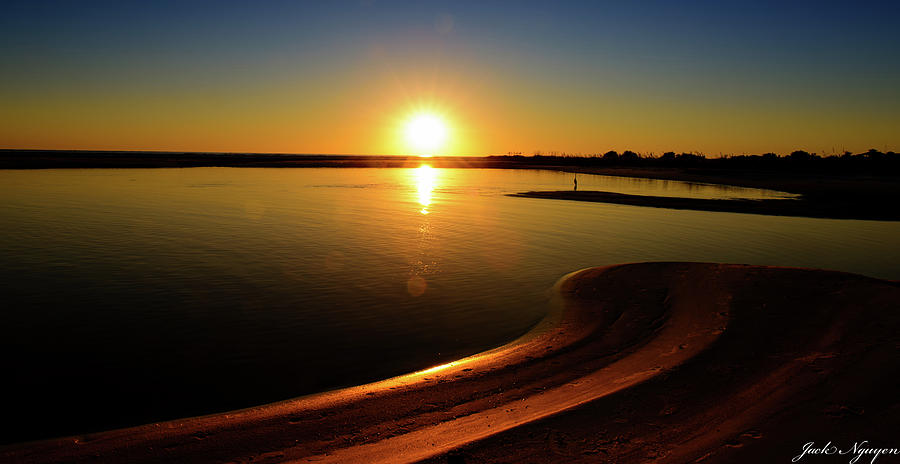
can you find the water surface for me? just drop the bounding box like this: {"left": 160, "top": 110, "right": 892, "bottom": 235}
{"left": 0, "top": 167, "right": 896, "bottom": 443}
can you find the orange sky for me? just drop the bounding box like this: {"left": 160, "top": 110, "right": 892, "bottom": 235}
{"left": 2, "top": 2, "right": 898, "bottom": 156}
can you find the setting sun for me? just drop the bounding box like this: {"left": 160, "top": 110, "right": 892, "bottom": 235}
{"left": 404, "top": 113, "right": 448, "bottom": 154}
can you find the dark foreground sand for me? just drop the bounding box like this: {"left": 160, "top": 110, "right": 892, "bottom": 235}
{"left": 3, "top": 263, "right": 898, "bottom": 463}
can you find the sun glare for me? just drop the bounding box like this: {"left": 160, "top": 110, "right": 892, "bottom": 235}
{"left": 404, "top": 113, "right": 448, "bottom": 154}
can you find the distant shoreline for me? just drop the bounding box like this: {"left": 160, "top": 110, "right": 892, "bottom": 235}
{"left": 3, "top": 150, "right": 899, "bottom": 220}
{"left": 0, "top": 150, "right": 482, "bottom": 169}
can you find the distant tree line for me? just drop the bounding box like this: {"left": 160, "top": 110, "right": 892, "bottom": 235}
{"left": 490, "top": 149, "right": 900, "bottom": 175}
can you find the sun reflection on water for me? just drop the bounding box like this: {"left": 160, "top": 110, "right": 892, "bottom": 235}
{"left": 405, "top": 165, "right": 441, "bottom": 297}
{"left": 413, "top": 165, "right": 438, "bottom": 214}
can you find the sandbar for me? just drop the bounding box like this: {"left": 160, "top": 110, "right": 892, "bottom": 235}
{"left": 510, "top": 190, "right": 900, "bottom": 221}
{"left": 3, "top": 263, "right": 898, "bottom": 463}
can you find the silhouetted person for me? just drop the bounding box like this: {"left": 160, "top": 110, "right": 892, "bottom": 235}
{"left": 573, "top": 174, "right": 577, "bottom": 191}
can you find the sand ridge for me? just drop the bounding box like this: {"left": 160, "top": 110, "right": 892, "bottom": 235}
{"left": 3, "top": 263, "right": 897, "bottom": 463}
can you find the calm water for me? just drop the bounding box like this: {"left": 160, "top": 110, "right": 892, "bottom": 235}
{"left": 1, "top": 167, "right": 897, "bottom": 443}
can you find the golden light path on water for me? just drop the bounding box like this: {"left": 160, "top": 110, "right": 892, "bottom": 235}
{"left": 413, "top": 164, "right": 438, "bottom": 215}
{"left": 406, "top": 164, "right": 440, "bottom": 297}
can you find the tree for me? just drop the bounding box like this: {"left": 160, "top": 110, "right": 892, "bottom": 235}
{"left": 789, "top": 150, "right": 811, "bottom": 162}
{"left": 621, "top": 150, "right": 639, "bottom": 162}
{"left": 864, "top": 149, "right": 885, "bottom": 161}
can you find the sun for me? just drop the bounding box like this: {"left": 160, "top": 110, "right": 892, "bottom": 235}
{"left": 404, "top": 113, "right": 448, "bottom": 154}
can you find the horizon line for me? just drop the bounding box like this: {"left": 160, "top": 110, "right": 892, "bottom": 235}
{"left": 2, "top": 147, "right": 898, "bottom": 159}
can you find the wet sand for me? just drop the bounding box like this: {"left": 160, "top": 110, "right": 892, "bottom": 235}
{"left": 510, "top": 190, "right": 900, "bottom": 221}
{"left": 3, "top": 263, "right": 898, "bottom": 463}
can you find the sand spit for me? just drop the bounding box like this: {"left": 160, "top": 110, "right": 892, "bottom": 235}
{"left": 3, "top": 263, "right": 898, "bottom": 463}
{"left": 510, "top": 190, "right": 900, "bottom": 221}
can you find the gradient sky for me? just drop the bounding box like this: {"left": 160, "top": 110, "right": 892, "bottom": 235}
{"left": 2, "top": 0, "right": 898, "bottom": 156}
